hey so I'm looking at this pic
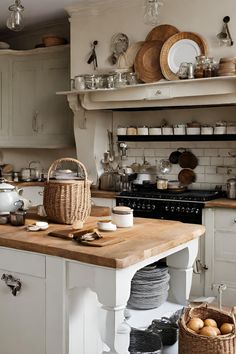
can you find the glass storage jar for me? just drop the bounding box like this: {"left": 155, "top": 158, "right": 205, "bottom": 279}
{"left": 194, "top": 55, "right": 206, "bottom": 78}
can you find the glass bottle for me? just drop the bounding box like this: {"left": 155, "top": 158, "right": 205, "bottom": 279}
{"left": 203, "top": 57, "right": 213, "bottom": 78}
{"left": 194, "top": 55, "right": 206, "bottom": 78}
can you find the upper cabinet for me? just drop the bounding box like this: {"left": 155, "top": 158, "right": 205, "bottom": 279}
{"left": 0, "top": 45, "right": 74, "bottom": 148}
{"left": 60, "top": 76, "right": 236, "bottom": 111}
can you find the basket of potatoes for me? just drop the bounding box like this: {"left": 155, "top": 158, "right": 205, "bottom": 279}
{"left": 179, "top": 304, "right": 236, "bottom": 354}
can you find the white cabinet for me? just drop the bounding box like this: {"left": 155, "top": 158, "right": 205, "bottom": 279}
{"left": 0, "top": 248, "right": 46, "bottom": 354}
{"left": 204, "top": 208, "right": 236, "bottom": 306}
{"left": 0, "top": 46, "right": 74, "bottom": 148}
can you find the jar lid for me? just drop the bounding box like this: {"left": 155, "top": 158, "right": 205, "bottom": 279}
{"left": 112, "top": 206, "right": 133, "bottom": 215}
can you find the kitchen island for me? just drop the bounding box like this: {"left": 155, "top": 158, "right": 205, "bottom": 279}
{"left": 0, "top": 217, "right": 205, "bottom": 354}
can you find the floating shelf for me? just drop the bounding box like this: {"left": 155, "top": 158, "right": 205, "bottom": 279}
{"left": 117, "top": 134, "right": 236, "bottom": 142}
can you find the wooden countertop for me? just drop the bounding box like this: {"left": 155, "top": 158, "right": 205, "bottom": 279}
{"left": 91, "top": 190, "right": 117, "bottom": 199}
{"left": 0, "top": 216, "right": 205, "bottom": 269}
{"left": 204, "top": 198, "right": 236, "bottom": 209}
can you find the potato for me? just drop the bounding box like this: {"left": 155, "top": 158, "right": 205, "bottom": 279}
{"left": 220, "top": 323, "right": 234, "bottom": 335}
{"left": 204, "top": 318, "right": 218, "bottom": 328}
{"left": 187, "top": 318, "right": 204, "bottom": 332}
{"left": 199, "top": 326, "right": 218, "bottom": 337}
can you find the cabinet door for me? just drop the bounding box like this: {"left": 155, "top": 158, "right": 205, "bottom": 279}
{"left": 0, "top": 269, "right": 46, "bottom": 354}
{"left": 38, "top": 57, "right": 73, "bottom": 137}
{"left": 12, "top": 60, "right": 39, "bottom": 137}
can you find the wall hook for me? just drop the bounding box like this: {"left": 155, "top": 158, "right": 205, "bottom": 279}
{"left": 87, "top": 40, "right": 98, "bottom": 70}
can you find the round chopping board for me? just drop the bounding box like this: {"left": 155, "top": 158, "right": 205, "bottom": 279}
{"left": 178, "top": 151, "right": 198, "bottom": 169}
{"left": 134, "top": 40, "right": 164, "bottom": 83}
{"left": 178, "top": 169, "right": 196, "bottom": 186}
{"left": 146, "top": 24, "right": 180, "bottom": 42}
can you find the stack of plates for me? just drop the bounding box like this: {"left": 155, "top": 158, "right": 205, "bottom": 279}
{"left": 218, "top": 57, "right": 236, "bottom": 76}
{"left": 127, "top": 264, "right": 170, "bottom": 310}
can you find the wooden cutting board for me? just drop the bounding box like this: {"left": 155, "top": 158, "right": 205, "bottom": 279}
{"left": 48, "top": 229, "right": 123, "bottom": 247}
{"left": 134, "top": 40, "right": 164, "bottom": 83}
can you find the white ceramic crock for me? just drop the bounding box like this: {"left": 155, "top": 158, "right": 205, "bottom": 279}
{"left": 111, "top": 206, "right": 133, "bottom": 228}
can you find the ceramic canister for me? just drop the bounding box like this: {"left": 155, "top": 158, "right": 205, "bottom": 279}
{"left": 111, "top": 206, "right": 133, "bottom": 228}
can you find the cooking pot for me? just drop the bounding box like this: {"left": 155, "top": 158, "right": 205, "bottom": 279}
{"left": 226, "top": 178, "right": 236, "bottom": 199}
{"left": 0, "top": 179, "right": 29, "bottom": 214}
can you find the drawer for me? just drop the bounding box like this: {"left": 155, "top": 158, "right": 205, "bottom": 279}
{"left": 215, "top": 209, "right": 236, "bottom": 231}
{"left": 0, "top": 248, "right": 45, "bottom": 278}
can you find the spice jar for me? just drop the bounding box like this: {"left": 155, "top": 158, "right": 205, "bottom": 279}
{"left": 194, "top": 55, "right": 206, "bottom": 78}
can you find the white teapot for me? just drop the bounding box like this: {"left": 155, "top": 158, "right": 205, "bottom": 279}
{"left": 0, "top": 179, "right": 30, "bottom": 214}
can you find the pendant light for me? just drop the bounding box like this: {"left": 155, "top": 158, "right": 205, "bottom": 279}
{"left": 144, "top": 0, "right": 163, "bottom": 25}
{"left": 6, "top": 0, "right": 24, "bottom": 32}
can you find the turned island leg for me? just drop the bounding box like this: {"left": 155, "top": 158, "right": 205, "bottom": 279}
{"left": 166, "top": 238, "right": 199, "bottom": 305}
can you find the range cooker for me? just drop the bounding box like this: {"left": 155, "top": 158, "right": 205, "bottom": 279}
{"left": 116, "top": 188, "right": 223, "bottom": 224}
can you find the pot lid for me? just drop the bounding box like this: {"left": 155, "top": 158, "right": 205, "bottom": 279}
{"left": 0, "top": 179, "right": 15, "bottom": 190}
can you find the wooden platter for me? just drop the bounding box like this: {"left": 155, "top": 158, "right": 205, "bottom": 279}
{"left": 160, "top": 32, "right": 208, "bottom": 81}
{"left": 146, "top": 24, "right": 180, "bottom": 42}
{"left": 134, "top": 40, "right": 164, "bottom": 83}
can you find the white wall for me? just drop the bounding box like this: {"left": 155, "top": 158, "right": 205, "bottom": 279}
{"left": 67, "top": 0, "right": 236, "bottom": 185}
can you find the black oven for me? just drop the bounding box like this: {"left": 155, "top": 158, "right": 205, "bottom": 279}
{"left": 116, "top": 189, "right": 222, "bottom": 224}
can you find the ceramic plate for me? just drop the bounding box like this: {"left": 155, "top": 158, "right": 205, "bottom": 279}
{"left": 167, "top": 39, "right": 201, "bottom": 73}
{"left": 160, "top": 32, "right": 208, "bottom": 80}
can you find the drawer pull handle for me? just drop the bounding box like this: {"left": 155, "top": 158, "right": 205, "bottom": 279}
{"left": 155, "top": 90, "right": 162, "bottom": 95}
{"left": 1, "top": 274, "right": 22, "bottom": 296}
{"left": 234, "top": 219, "right": 236, "bottom": 223}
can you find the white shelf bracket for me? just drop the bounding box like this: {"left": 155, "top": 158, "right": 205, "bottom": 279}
{"left": 67, "top": 94, "right": 87, "bottom": 129}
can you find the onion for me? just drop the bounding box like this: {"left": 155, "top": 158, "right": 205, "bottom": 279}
{"left": 204, "top": 318, "right": 218, "bottom": 328}
{"left": 187, "top": 318, "right": 204, "bottom": 332}
{"left": 220, "top": 323, "right": 234, "bottom": 335}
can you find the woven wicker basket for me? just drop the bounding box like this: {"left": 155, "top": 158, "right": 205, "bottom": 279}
{"left": 43, "top": 158, "right": 91, "bottom": 225}
{"left": 179, "top": 305, "right": 236, "bottom": 354}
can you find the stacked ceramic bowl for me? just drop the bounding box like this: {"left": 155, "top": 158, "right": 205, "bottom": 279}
{"left": 127, "top": 264, "right": 170, "bottom": 310}
{"left": 218, "top": 57, "right": 236, "bottom": 77}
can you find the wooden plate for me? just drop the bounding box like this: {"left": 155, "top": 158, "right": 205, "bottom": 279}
{"left": 178, "top": 169, "right": 196, "bottom": 186}
{"left": 134, "top": 40, "right": 164, "bottom": 83}
{"left": 146, "top": 24, "right": 180, "bottom": 42}
{"left": 160, "top": 32, "right": 208, "bottom": 81}
{"left": 179, "top": 151, "right": 198, "bottom": 169}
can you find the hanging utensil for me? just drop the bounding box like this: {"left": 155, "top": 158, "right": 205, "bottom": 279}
{"left": 178, "top": 169, "right": 196, "bottom": 186}
{"left": 159, "top": 159, "right": 172, "bottom": 174}
{"left": 178, "top": 151, "right": 198, "bottom": 169}
{"left": 169, "top": 148, "right": 185, "bottom": 164}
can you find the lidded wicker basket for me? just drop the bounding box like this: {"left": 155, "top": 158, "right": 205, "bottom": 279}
{"left": 43, "top": 158, "right": 91, "bottom": 225}
{"left": 179, "top": 305, "right": 236, "bottom": 354}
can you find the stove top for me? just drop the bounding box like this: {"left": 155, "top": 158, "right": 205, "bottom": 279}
{"left": 119, "top": 189, "right": 224, "bottom": 202}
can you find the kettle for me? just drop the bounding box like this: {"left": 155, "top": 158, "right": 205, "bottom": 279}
{"left": 226, "top": 178, "right": 236, "bottom": 199}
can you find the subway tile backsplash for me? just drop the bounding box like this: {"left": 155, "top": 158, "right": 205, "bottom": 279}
{"left": 113, "top": 107, "right": 236, "bottom": 190}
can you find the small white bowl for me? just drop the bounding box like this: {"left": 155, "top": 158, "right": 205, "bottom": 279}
{"left": 97, "top": 221, "right": 117, "bottom": 231}
{"left": 226, "top": 126, "right": 236, "bottom": 134}
{"left": 35, "top": 221, "right": 49, "bottom": 230}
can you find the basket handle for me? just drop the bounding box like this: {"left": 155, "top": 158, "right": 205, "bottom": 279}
{"left": 231, "top": 307, "right": 236, "bottom": 333}
{"left": 47, "top": 158, "right": 88, "bottom": 182}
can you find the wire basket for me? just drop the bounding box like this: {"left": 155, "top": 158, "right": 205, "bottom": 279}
{"left": 179, "top": 305, "right": 236, "bottom": 354}
{"left": 43, "top": 158, "right": 91, "bottom": 225}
